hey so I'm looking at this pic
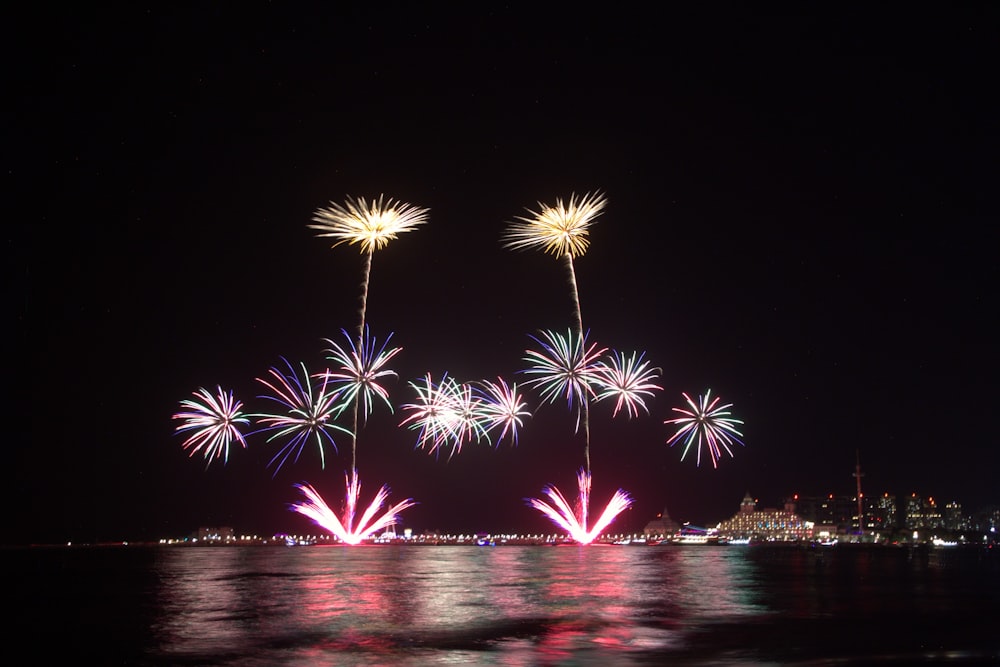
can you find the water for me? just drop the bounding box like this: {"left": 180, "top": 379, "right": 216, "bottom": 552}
{"left": 6, "top": 543, "right": 999, "bottom": 665}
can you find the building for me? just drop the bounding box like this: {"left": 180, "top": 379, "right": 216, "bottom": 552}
{"left": 643, "top": 507, "right": 681, "bottom": 538}
{"left": 791, "top": 493, "right": 856, "bottom": 533}
{"left": 905, "top": 493, "right": 944, "bottom": 531}
{"left": 870, "top": 493, "right": 898, "bottom": 533}
{"left": 943, "top": 501, "right": 971, "bottom": 531}
{"left": 715, "top": 493, "right": 812, "bottom": 542}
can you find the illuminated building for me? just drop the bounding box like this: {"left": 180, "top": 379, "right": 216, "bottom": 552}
{"left": 943, "top": 501, "right": 970, "bottom": 531}
{"left": 871, "top": 493, "right": 898, "bottom": 532}
{"left": 905, "top": 493, "right": 944, "bottom": 531}
{"left": 788, "top": 494, "right": 854, "bottom": 532}
{"left": 642, "top": 507, "right": 680, "bottom": 538}
{"left": 715, "top": 493, "right": 812, "bottom": 542}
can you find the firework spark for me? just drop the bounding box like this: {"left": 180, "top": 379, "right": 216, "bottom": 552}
{"left": 475, "top": 376, "right": 531, "bottom": 446}
{"left": 521, "top": 328, "right": 606, "bottom": 432}
{"left": 309, "top": 194, "right": 430, "bottom": 254}
{"left": 527, "top": 469, "right": 633, "bottom": 545}
{"left": 664, "top": 389, "right": 746, "bottom": 467}
{"left": 502, "top": 191, "right": 606, "bottom": 259}
{"left": 593, "top": 350, "right": 663, "bottom": 419}
{"left": 321, "top": 325, "right": 401, "bottom": 425}
{"left": 399, "top": 373, "right": 490, "bottom": 458}
{"left": 503, "top": 191, "right": 606, "bottom": 356}
{"left": 253, "top": 357, "right": 350, "bottom": 474}
{"left": 290, "top": 473, "right": 416, "bottom": 545}
{"left": 172, "top": 386, "right": 249, "bottom": 468}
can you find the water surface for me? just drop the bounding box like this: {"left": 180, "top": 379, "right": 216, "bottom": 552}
{"left": 7, "top": 543, "right": 999, "bottom": 665}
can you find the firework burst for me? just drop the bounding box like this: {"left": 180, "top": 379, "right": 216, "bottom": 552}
{"left": 522, "top": 328, "right": 606, "bottom": 432}
{"left": 475, "top": 376, "right": 531, "bottom": 446}
{"left": 309, "top": 194, "right": 430, "bottom": 254}
{"left": 592, "top": 350, "right": 663, "bottom": 419}
{"left": 398, "top": 373, "right": 460, "bottom": 455}
{"left": 253, "top": 357, "right": 350, "bottom": 474}
{"left": 502, "top": 191, "right": 606, "bottom": 259}
{"left": 290, "top": 474, "right": 416, "bottom": 545}
{"left": 321, "top": 325, "right": 401, "bottom": 426}
{"left": 664, "top": 389, "right": 745, "bottom": 467}
{"left": 172, "top": 386, "right": 249, "bottom": 468}
{"left": 398, "top": 373, "right": 487, "bottom": 458}
{"left": 400, "top": 373, "right": 531, "bottom": 457}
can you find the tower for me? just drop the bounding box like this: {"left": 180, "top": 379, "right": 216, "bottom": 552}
{"left": 853, "top": 450, "right": 864, "bottom": 539}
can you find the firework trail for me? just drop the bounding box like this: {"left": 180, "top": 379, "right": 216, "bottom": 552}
{"left": 505, "top": 192, "right": 648, "bottom": 543}
{"left": 301, "top": 195, "right": 426, "bottom": 540}
{"left": 503, "top": 191, "right": 606, "bottom": 472}
{"left": 309, "top": 194, "right": 428, "bottom": 470}
{"left": 664, "top": 389, "right": 745, "bottom": 467}
{"left": 172, "top": 386, "right": 249, "bottom": 468}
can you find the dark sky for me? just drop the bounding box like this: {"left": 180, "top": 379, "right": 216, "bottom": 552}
{"left": 10, "top": 4, "right": 999, "bottom": 544}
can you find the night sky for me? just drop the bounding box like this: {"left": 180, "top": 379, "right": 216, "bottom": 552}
{"left": 11, "top": 4, "right": 999, "bottom": 545}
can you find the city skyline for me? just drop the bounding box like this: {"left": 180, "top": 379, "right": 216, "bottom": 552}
{"left": 11, "top": 5, "right": 999, "bottom": 544}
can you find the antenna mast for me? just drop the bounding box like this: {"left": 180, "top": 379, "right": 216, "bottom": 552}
{"left": 853, "top": 450, "right": 865, "bottom": 541}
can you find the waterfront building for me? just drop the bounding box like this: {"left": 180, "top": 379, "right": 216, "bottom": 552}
{"left": 870, "top": 493, "right": 898, "bottom": 532}
{"left": 642, "top": 507, "right": 680, "bottom": 538}
{"left": 715, "top": 493, "right": 812, "bottom": 542}
{"left": 943, "top": 501, "right": 971, "bottom": 531}
{"left": 973, "top": 506, "right": 1000, "bottom": 532}
{"left": 905, "top": 493, "right": 945, "bottom": 531}
{"left": 789, "top": 494, "right": 855, "bottom": 533}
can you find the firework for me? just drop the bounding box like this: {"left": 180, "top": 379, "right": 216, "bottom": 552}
{"left": 502, "top": 191, "right": 606, "bottom": 260}
{"left": 309, "top": 194, "right": 427, "bottom": 474}
{"left": 399, "top": 373, "right": 489, "bottom": 458}
{"left": 502, "top": 193, "right": 607, "bottom": 464}
{"left": 664, "top": 389, "right": 745, "bottom": 467}
{"left": 475, "top": 376, "right": 531, "bottom": 446}
{"left": 309, "top": 194, "right": 429, "bottom": 254}
{"left": 593, "top": 350, "right": 663, "bottom": 419}
{"left": 526, "top": 468, "right": 632, "bottom": 544}
{"left": 253, "top": 357, "right": 350, "bottom": 474}
{"left": 321, "top": 325, "right": 401, "bottom": 425}
{"left": 290, "top": 473, "right": 416, "bottom": 545}
{"left": 172, "top": 386, "right": 249, "bottom": 468}
{"left": 304, "top": 195, "right": 425, "bottom": 540}
{"left": 505, "top": 192, "right": 641, "bottom": 543}
{"left": 398, "top": 372, "right": 463, "bottom": 455}
{"left": 521, "top": 328, "right": 606, "bottom": 432}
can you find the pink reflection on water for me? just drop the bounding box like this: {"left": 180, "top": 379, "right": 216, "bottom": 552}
{"left": 153, "top": 544, "right": 766, "bottom": 664}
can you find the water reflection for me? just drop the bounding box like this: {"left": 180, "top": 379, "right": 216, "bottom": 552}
{"left": 153, "top": 547, "right": 262, "bottom": 655}
{"left": 151, "top": 545, "right": 769, "bottom": 664}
